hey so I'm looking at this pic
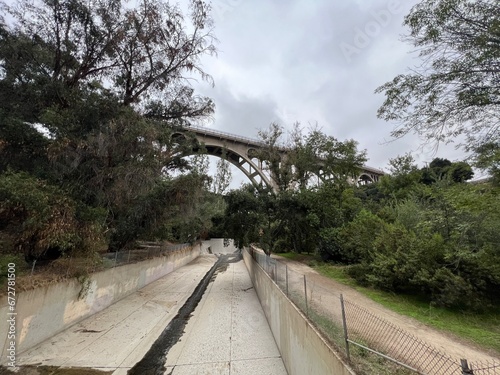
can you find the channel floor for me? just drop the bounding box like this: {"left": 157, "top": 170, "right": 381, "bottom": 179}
{"left": 16, "top": 255, "right": 288, "bottom": 375}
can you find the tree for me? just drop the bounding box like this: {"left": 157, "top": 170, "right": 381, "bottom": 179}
{"left": 211, "top": 156, "right": 233, "bottom": 195}
{"left": 376, "top": 0, "right": 500, "bottom": 149}
{"left": 248, "top": 124, "right": 367, "bottom": 257}
{"left": 421, "top": 158, "right": 473, "bottom": 184}
{"left": 0, "top": 0, "right": 219, "bottom": 253}
{"left": 222, "top": 184, "right": 264, "bottom": 249}
{"left": 448, "top": 161, "right": 473, "bottom": 182}
{"left": 388, "top": 153, "right": 419, "bottom": 177}
{"left": 256, "top": 123, "right": 367, "bottom": 191}
{"left": 473, "top": 141, "right": 500, "bottom": 184}
{"left": 112, "top": 0, "right": 216, "bottom": 110}
{"left": 1, "top": 0, "right": 216, "bottom": 123}
{"left": 379, "top": 155, "right": 423, "bottom": 198}
{"left": 256, "top": 123, "right": 287, "bottom": 189}
{"left": 0, "top": 171, "right": 107, "bottom": 260}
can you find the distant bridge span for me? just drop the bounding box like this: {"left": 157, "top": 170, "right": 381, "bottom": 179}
{"left": 175, "top": 125, "right": 384, "bottom": 190}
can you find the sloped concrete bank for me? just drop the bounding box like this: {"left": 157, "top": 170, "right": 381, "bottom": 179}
{"left": 243, "top": 247, "right": 355, "bottom": 375}
{"left": 0, "top": 244, "right": 201, "bottom": 358}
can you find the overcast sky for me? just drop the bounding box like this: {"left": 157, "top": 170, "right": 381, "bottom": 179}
{"left": 190, "top": 0, "right": 475, "bottom": 185}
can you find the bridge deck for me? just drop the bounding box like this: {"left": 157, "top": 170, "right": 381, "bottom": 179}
{"left": 184, "top": 125, "right": 385, "bottom": 177}
{"left": 16, "top": 255, "right": 287, "bottom": 375}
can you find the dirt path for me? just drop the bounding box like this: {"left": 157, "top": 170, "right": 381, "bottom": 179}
{"left": 273, "top": 255, "right": 500, "bottom": 370}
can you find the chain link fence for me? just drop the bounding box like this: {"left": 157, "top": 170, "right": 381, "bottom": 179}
{"left": 247, "top": 246, "right": 499, "bottom": 375}
{"left": 468, "top": 361, "right": 500, "bottom": 374}
{"left": 15, "top": 242, "right": 193, "bottom": 290}
{"left": 100, "top": 242, "right": 192, "bottom": 268}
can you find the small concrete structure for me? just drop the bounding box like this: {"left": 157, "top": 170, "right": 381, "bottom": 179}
{"left": 243, "top": 248, "right": 355, "bottom": 375}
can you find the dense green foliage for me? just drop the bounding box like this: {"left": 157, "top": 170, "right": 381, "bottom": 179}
{"left": 354, "top": 176, "right": 500, "bottom": 310}
{"left": 221, "top": 124, "right": 367, "bottom": 256}
{"left": 372, "top": 0, "right": 500, "bottom": 310}
{"left": 0, "top": 0, "right": 225, "bottom": 261}
{"left": 223, "top": 146, "right": 500, "bottom": 310}
{"left": 376, "top": 0, "right": 500, "bottom": 150}
{"left": 357, "top": 173, "right": 500, "bottom": 311}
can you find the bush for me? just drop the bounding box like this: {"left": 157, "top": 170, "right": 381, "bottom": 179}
{"left": 426, "top": 268, "right": 478, "bottom": 310}
{"left": 0, "top": 171, "right": 107, "bottom": 260}
{"left": 332, "top": 209, "right": 387, "bottom": 264}
{"left": 272, "top": 238, "right": 290, "bottom": 253}
{"left": 346, "top": 264, "right": 371, "bottom": 286}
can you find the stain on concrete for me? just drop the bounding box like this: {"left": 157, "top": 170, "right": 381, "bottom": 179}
{"left": 74, "top": 329, "right": 103, "bottom": 333}
{"left": 127, "top": 252, "right": 242, "bottom": 375}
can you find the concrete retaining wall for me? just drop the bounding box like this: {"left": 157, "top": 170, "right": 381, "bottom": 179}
{"left": 0, "top": 244, "right": 201, "bottom": 357}
{"left": 243, "top": 248, "right": 355, "bottom": 375}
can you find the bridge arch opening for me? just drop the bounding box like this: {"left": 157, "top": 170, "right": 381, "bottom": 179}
{"left": 358, "top": 173, "right": 375, "bottom": 185}
{"left": 168, "top": 143, "right": 275, "bottom": 191}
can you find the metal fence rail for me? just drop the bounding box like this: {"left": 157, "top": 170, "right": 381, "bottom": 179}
{"left": 26, "top": 242, "right": 193, "bottom": 278}
{"left": 343, "top": 299, "right": 461, "bottom": 375}
{"left": 100, "top": 242, "right": 191, "bottom": 268}
{"left": 246, "top": 246, "right": 499, "bottom": 375}
{"left": 469, "top": 361, "right": 500, "bottom": 375}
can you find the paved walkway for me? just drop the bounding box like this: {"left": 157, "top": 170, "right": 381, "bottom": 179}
{"left": 16, "top": 255, "right": 287, "bottom": 375}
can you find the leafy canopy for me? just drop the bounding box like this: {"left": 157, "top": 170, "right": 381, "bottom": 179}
{"left": 376, "top": 0, "right": 500, "bottom": 149}
{"left": 0, "top": 0, "right": 220, "bottom": 257}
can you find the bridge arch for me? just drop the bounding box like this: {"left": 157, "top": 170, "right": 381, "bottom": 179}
{"left": 173, "top": 125, "right": 384, "bottom": 191}
{"left": 200, "top": 143, "right": 277, "bottom": 190}
{"left": 358, "top": 173, "right": 375, "bottom": 185}
{"left": 171, "top": 130, "right": 277, "bottom": 190}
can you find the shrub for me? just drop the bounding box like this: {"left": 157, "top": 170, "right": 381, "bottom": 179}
{"left": 0, "top": 171, "right": 107, "bottom": 260}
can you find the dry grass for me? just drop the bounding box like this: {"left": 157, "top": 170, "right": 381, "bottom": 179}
{"left": 0, "top": 256, "right": 103, "bottom": 295}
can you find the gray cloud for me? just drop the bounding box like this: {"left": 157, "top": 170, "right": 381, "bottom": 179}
{"left": 195, "top": 0, "right": 470, "bottom": 184}
{"left": 200, "top": 79, "right": 285, "bottom": 136}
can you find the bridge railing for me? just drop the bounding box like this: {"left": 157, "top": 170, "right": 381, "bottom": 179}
{"left": 182, "top": 124, "right": 269, "bottom": 147}
{"left": 180, "top": 125, "right": 384, "bottom": 177}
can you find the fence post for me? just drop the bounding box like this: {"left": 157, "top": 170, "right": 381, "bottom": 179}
{"left": 340, "top": 294, "right": 351, "bottom": 361}
{"left": 285, "top": 264, "right": 289, "bottom": 296}
{"left": 274, "top": 262, "right": 277, "bottom": 283}
{"left": 31, "top": 259, "right": 37, "bottom": 276}
{"left": 303, "top": 275, "right": 309, "bottom": 316}
{"left": 114, "top": 251, "right": 118, "bottom": 267}
{"left": 127, "top": 249, "right": 131, "bottom": 264}
{"left": 461, "top": 359, "right": 474, "bottom": 375}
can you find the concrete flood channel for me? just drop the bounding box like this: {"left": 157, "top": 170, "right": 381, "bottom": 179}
{"left": 129, "top": 252, "right": 241, "bottom": 375}
{"left": 3, "top": 248, "right": 287, "bottom": 375}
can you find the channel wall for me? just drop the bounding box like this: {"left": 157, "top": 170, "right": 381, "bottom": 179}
{"left": 0, "top": 244, "right": 201, "bottom": 358}
{"left": 243, "top": 247, "right": 355, "bottom": 375}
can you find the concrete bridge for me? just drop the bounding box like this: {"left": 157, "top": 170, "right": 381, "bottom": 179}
{"left": 175, "top": 125, "right": 384, "bottom": 190}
